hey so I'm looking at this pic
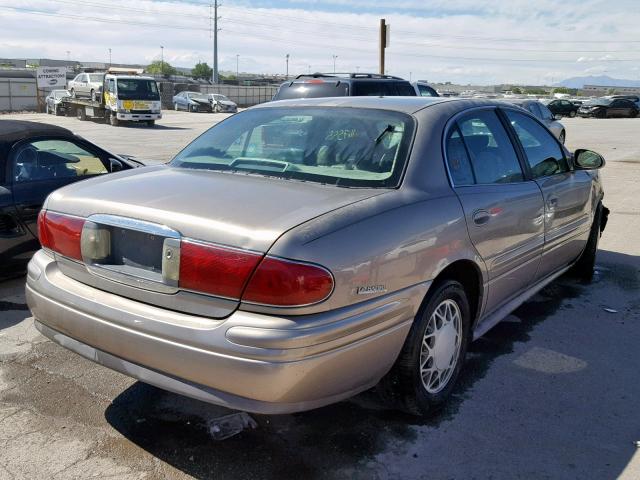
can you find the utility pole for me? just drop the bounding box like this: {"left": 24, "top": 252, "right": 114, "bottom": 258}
{"left": 379, "top": 18, "right": 387, "bottom": 75}
{"left": 236, "top": 54, "right": 239, "bottom": 84}
{"left": 160, "top": 46, "right": 164, "bottom": 75}
{"left": 332, "top": 54, "right": 338, "bottom": 73}
{"left": 108, "top": 48, "right": 112, "bottom": 68}
{"left": 286, "top": 53, "right": 290, "bottom": 79}
{"left": 210, "top": 1, "right": 220, "bottom": 84}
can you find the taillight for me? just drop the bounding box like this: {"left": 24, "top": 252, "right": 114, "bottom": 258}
{"left": 37, "top": 211, "right": 85, "bottom": 260}
{"left": 179, "top": 240, "right": 262, "bottom": 299}
{"left": 242, "top": 257, "right": 334, "bottom": 307}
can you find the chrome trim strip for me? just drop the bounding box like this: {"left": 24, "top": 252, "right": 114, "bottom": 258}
{"left": 86, "top": 214, "right": 181, "bottom": 239}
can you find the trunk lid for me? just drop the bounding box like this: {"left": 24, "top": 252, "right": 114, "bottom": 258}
{"left": 46, "top": 165, "right": 385, "bottom": 318}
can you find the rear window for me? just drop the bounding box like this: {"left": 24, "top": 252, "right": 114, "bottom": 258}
{"left": 274, "top": 82, "right": 349, "bottom": 100}
{"left": 351, "top": 82, "right": 416, "bottom": 96}
{"left": 171, "top": 107, "right": 416, "bottom": 188}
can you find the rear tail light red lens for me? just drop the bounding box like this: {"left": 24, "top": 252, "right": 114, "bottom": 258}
{"left": 179, "top": 240, "right": 263, "bottom": 299}
{"left": 37, "top": 211, "right": 85, "bottom": 261}
{"left": 242, "top": 257, "right": 334, "bottom": 307}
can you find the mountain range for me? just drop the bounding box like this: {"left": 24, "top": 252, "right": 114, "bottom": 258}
{"left": 555, "top": 75, "right": 640, "bottom": 89}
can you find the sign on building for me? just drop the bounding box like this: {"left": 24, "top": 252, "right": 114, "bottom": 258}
{"left": 36, "top": 67, "right": 67, "bottom": 88}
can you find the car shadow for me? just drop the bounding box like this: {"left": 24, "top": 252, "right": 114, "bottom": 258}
{"left": 103, "top": 250, "right": 639, "bottom": 479}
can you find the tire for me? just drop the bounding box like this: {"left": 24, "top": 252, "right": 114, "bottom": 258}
{"left": 109, "top": 114, "right": 119, "bottom": 127}
{"left": 596, "top": 110, "right": 606, "bottom": 119}
{"left": 174, "top": 103, "right": 179, "bottom": 111}
{"left": 569, "top": 110, "right": 576, "bottom": 118}
{"left": 147, "top": 120, "right": 155, "bottom": 127}
{"left": 570, "top": 203, "right": 603, "bottom": 283}
{"left": 558, "top": 130, "right": 566, "bottom": 144}
{"left": 378, "top": 280, "right": 471, "bottom": 416}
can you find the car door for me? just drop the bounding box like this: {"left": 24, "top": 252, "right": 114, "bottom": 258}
{"left": 444, "top": 108, "right": 545, "bottom": 316}
{"left": 10, "top": 137, "right": 111, "bottom": 239}
{"left": 0, "top": 155, "right": 36, "bottom": 273}
{"left": 608, "top": 99, "right": 629, "bottom": 117}
{"left": 503, "top": 109, "right": 593, "bottom": 278}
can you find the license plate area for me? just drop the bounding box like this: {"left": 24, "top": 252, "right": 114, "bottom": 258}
{"left": 81, "top": 214, "right": 181, "bottom": 293}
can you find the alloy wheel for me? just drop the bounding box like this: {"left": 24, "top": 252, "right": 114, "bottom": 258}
{"left": 419, "top": 299, "right": 462, "bottom": 394}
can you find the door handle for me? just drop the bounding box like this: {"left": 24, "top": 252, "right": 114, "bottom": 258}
{"left": 472, "top": 210, "right": 491, "bottom": 226}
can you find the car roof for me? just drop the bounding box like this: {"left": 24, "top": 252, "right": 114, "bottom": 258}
{"left": 255, "top": 96, "right": 514, "bottom": 115}
{"left": 0, "top": 120, "right": 73, "bottom": 144}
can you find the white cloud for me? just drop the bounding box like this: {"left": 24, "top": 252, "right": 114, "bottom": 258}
{"left": 1, "top": 0, "right": 640, "bottom": 84}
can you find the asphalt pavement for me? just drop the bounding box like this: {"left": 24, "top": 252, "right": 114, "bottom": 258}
{"left": 0, "top": 111, "right": 639, "bottom": 479}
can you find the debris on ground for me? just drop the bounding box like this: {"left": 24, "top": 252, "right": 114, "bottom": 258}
{"left": 207, "top": 412, "right": 258, "bottom": 441}
{"left": 603, "top": 308, "right": 618, "bottom": 313}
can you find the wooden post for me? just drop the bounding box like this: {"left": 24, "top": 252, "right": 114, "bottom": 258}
{"left": 379, "top": 19, "right": 386, "bottom": 75}
{"left": 35, "top": 85, "right": 42, "bottom": 113}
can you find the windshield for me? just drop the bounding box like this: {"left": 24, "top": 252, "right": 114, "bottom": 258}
{"left": 212, "top": 94, "right": 229, "bottom": 101}
{"left": 54, "top": 90, "right": 70, "bottom": 99}
{"left": 116, "top": 79, "right": 160, "bottom": 100}
{"left": 171, "top": 107, "right": 415, "bottom": 188}
{"left": 189, "top": 93, "right": 209, "bottom": 101}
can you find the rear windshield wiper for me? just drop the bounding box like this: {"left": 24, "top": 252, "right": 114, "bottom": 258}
{"left": 374, "top": 124, "right": 396, "bottom": 144}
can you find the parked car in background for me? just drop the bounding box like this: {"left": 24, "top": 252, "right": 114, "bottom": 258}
{"left": 412, "top": 81, "right": 439, "bottom": 97}
{"left": 0, "top": 120, "right": 143, "bottom": 278}
{"left": 578, "top": 98, "right": 639, "bottom": 118}
{"left": 45, "top": 89, "right": 71, "bottom": 116}
{"left": 208, "top": 94, "right": 238, "bottom": 113}
{"left": 607, "top": 95, "right": 640, "bottom": 109}
{"left": 67, "top": 73, "right": 105, "bottom": 101}
{"left": 272, "top": 73, "right": 416, "bottom": 100}
{"left": 173, "top": 91, "right": 213, "bottom": 112}
{"left": 27, "top": 97, "right": 607, "bottom": 417}
{"left": 544, "top": 98, "right": 579, "bottom": 118}
{"left": 506, "top": 99, "right": 567, "bottom": 143}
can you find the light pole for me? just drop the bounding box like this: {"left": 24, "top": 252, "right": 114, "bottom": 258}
{"left": 236, "top": 54, "right": 239, "bottom": 84}
{"left": 285, "top": 53, "right": 290, "bottom": 79}
{"left": 332, "top": 54, "right": 338, "bottom": 73}
{"left": 108, "top": 48, "right": 112, "bottom": 68}
{"left": 160, "top": 46, "right": 164, "bottom": 76}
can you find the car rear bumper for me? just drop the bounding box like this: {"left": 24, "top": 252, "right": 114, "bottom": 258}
{"left": 26, "top": 250, "right": 427, "bottom": 413}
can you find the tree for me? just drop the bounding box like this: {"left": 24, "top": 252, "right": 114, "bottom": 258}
{"left": 192, "top": 62, "right": 213, "bottom": 79}
{"left": 146, "top": 60, "right": 177, "bottom": 76}
{"left": 553, "top": 87, "right": 571, "bottom": 94}
{"left": 511, "top": 87, "right": 522, "bottom": 94}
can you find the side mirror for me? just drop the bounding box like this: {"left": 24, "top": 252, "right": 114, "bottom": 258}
{"left": 574, "top": 149, "right": 605, "bottom": 170}
{"left": 109, "top": 158, "right": 124, "bottom": 172}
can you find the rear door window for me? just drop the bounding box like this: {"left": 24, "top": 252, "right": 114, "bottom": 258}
{"left": 505, "top": 110, "right": 568, "bottom": 178}
{"left": 352, "top": 82, "right": 387, "bottom": 96}
{"left": 452, "top": 110, "right": 524, "bottom": 184}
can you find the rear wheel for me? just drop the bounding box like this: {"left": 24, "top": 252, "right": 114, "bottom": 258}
{"left": 569, "top": 110, "right": 576, "bottom": 118}
{"left": 379, "top": 280, "right": 470, "bottom": 415}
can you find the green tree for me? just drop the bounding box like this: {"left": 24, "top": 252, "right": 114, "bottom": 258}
{"left": 553, "top": 87, "right": 571, "bottom": 94}
{"left": 146, "top": 60, "right": 177, "bottom": 76}
{"left": 192, "top": 62, "right": 213, "bottom": 79}
{"left": 511, "top": 87, "right": 522, "bottom": 94}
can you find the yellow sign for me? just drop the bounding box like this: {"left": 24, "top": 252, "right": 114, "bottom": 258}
{"left": 122, "top": 100, "right": 151, "bottom": 110}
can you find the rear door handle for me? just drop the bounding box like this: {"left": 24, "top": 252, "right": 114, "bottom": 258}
{"left": 472, "top": 210, "right": 491, "bottom": 226}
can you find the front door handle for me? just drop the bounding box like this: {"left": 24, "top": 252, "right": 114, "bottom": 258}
{"left": 472, "top": 210, "right": 491, "bottom": 226}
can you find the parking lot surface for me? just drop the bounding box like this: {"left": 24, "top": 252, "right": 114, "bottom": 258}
{"left": 1, "top": 112, "right": 639, "bottom": 479}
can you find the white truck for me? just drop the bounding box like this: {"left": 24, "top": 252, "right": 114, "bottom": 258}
{"left": 62, "top": 68, "right": 162, "bottom": 127}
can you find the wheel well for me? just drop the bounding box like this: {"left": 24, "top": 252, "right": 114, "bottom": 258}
{"left": 432, "top": 260, "right": 483, "bottom": 325}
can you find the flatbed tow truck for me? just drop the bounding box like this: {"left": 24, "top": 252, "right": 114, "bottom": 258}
{"left": 61, "top": 68, "right": 162, "bottom": 127}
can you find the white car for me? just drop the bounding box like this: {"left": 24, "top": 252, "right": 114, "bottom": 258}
{"left": 208, "top": 94, "right": 238, "bottom": 113}
{"left": 68, "top": 73, "right": 105, "bottom": 101}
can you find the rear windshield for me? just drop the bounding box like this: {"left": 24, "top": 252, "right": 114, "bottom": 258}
{"left": 171, "top": 107, "right": 415, "bottom": 188}
{"left": 116, "top": 79, "right": 160, "bottom": 100}
{"left": 274, "top": 82, "right": 349, "bottom": 100}
{"left": 585, "top": 98, "right": 610, "bottom": 106}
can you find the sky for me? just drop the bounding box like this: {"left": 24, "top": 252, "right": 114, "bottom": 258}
{"left": 2, "top": 0, "right": 640, "bottom": 85}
